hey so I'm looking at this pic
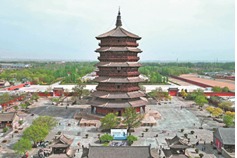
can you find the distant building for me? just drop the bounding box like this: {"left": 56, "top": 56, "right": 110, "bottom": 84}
{"left": 90, "top": 10, "right": 147, "bottom": 116}
{"left": 0, "top": 63, "right": 30, "bottom": 69}
{"left": 0, "top": 112, "right": 20, "bottom": 129}
{"left": 0, "top": 80, "right": 10, "bottom": 88}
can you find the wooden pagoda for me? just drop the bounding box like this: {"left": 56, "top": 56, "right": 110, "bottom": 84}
{"left": 90, "top": 10, "right": 147, "bottom": 116}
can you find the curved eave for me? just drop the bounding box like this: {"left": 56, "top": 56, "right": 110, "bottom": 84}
{"left": 95, "top": 47, "right": 142, "bottom": 53}
{"left": 95, "top": 62, "right": 142, "bottom": 67}
{"left": 91, "top": 90, "right": 146, "bottom": 99}
{"left": 94, "top": 76, "right": 145, "bottom": 83}
{"left": 90, "top": 97, "right": 148, "bottom": 108}
{"left": 96, "top": 27, "right": 141, "bottom": 40}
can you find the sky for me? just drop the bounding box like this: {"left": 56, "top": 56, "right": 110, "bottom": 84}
{"left": 0, "top": 0, "right": 235, "bottom": 62}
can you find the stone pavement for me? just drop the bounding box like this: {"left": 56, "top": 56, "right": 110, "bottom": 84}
{"left": 0, "top": 96, "right": 226, "bottom": 158}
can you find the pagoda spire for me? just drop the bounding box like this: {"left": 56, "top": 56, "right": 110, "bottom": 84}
{"left": 115, "top": 8, "right": 122, "bottom": 27}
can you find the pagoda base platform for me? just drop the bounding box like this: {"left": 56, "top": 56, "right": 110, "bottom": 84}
{"left": 91, "top": 106, "right": 145, "bottom": 116}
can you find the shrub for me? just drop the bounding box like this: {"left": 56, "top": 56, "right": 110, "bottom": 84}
{"left": 19, "top": 120, "right": 23, "bottom": 125}
{"left": 145, "top": 128, "right": 149, "bottom": 132}
{"left": 199, "top": 153, "right": 204, "bottom": 158}
{"left": 181, "top": 129, "right": 184, "bottom": 132}
{"left": 190, "top": 131, "right": 194, "bottom": 134}
{"left": 184, "top": 133, "right": 188, "bottom": 138}
{"left": 3, "top": 127, "right": 8, "bottom": 133}
{"left": 127, "top": 135, "right": 138, "bottom": 146}
{"left": 102, "top": 142, "right": 109, "bottom": 146}
{"left": 85, "top": 134, "right": 89, "bottom": 138}
{"left": 99, "top": 134, "right": 113, "bottom": 143}
{"left": 195, "top": 148, "right": 199, "bottom": 153}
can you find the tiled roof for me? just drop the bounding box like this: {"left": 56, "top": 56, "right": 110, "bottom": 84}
{"left": 96, "top": 27, "right": 141, "bottom": 39}
{"left": 91, "top": 91, "right": 145, "bottom": 99}
{"left": 95, "top": 62, "right": 142, "bottom": 67}
{"left": 54, "top": 134, "right": 73, "bottom": 145}
{"left": 94, "top": 77, "right": 145, "bottom": 83}
{"left": 95, "top": 47, "right": 142, "bottom": 53}
{"left": 215, "top": 128, "right": 235, "bottom": 145}
{"left": 87, "top": 146, "right": 153, "bottom": 158}
{"left": 0, "top": 112, "right": 16, "bottom": 122}
{"left": 90, "top": 97, "right": 148, "bottom": 108}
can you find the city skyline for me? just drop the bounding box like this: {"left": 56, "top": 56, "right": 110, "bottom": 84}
{"left": 0, "top": 0, "right": 235, "bottom": 61}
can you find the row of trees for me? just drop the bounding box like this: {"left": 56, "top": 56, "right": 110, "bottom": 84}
{"left": 206, "top": 106, "right": 235, "bottom": 127}
{"left": 0, "top": 62, "right": 95, "bottom": 85}
{"left": 13, "top": 116, "right": 57, "bottom": 156}
{"left": 212, "top": 86, "right": 230, "bottom": 92}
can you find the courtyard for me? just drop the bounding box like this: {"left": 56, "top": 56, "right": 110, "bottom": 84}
{"left": 0, "top": 96, "right": 225, "bottom": 158}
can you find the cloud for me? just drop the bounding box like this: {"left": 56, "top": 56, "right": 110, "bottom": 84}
{"left": 0, "top": 0, "right": 234, "bottom": 61}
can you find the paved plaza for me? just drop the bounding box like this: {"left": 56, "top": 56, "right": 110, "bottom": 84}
{"left": 0, "top": 96, "right": 225, "bottom": 158}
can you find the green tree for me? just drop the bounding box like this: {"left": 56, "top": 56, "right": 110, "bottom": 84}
{"left": 223, "top": 115, "right": 234, "bottom": 127}
{"left": 13, "top": 106, "right": 19, "bottom": 111}
{"left": 195, "top": 95, "right": 208, "bottom": 108}
{"left": 32, "top": 116, "right": 57, "bottom": 131}
{"left": 99, "top": 134, "right": 113, "bottom": 143}
{"left": 23, "top": 125, "right": 48, "bottom": 146}
{"left": 20, "top": 103, "right": 27, "bottom": 109}
{"left": 0, "top": 93, "right": 11, "bottom": 104}
{"left": 100, "top": 113, "right": 120, "bottom": 131}
{"left": 127, "top": 135, "right": 138, "bottom": 146}
{"left": 31, "top": 93, "right": 39, "bottom": 101}
{"left": 218, "top": 101, "right": 233, "bottom": 111}
{"left": 122, "top": 107, "right": 143, "bottom": 135}
{"left": 13, "top": 138, "right": 32, "bottom": 155}
{"left": 212, "top": 86, "right": 222, "bottom": 92}
{"left": 222, "top": 87, "right": 230, "bottom": 92}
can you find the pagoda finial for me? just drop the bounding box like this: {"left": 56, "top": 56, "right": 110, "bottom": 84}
{"left": 116, "top": 7, "right": 122, "bottom": 27}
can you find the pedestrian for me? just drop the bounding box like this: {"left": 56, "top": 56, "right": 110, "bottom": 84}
{"left": 12, "top": 134, "right": 14, "bottom": 138}
{"left": 195, "top": 135, "right": 197, "bottom": 139}
{"left": 193, "top": 123, "right": 195, "bottom": 126}
{"left": 78, "top": 149, "right": 80, "bottom": 152}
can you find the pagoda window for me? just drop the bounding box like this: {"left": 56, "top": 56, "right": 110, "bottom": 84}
{"left": 117, "top": 67, "right": 121, "bottom": 70}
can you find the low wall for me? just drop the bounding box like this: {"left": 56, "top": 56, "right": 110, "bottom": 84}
{"left": 221, "top": 147, "right": 235, "bottom": 158}
{"left": 7, "top": 82, "right": 31, "bottom": 91}
{"left": 204, "top": 92, "right": 235, "bottom": 97}
{"left": 170, "top": 75, "right": 213, "bottom": 88}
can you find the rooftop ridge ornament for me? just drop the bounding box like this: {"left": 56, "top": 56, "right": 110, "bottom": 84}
{"left": 116, "top": 8, "right": 122, "bottom": 27}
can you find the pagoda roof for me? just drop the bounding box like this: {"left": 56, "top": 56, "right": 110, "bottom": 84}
{"left": 95, "top": 47, "right": 142, "bottom": 53}
{"left": 91, "top": 90, "right": 146, "bottom": 99}
{"left": 96, "top": 27, "right": 141, "bottom": 40}
{"left": 96, "top": 9, "right": 141, "bottom": 40}
{"left": 94, "top": 76, "right": 145, "bottom": 83}
{"left": 95, "top": 62, "right": 142, "bottom": 67}
{"left": 90, "top": 97, "right": 148, "bottom": 108}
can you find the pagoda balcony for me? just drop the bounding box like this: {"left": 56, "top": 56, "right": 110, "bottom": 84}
{"left": 97, "top": 71, "right": 140, "bottom": 77}
{"left": 96, "top": 86, "right": 140, "bottom": 92}
{"left": 98, "top": 56, "right": 140, "bottom": 62}
{"left": 99, "top": 42, "right": 139, "bottom": 47}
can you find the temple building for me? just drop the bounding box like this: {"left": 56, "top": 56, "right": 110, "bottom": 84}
{"left": 90, "top": 10, "right": 148, "bottom": 116}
